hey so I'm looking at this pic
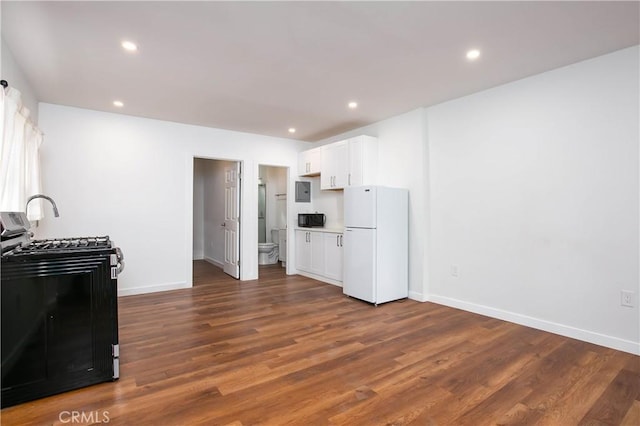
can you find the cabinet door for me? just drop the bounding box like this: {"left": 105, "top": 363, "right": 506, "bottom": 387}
{"left": 298, "top": 148, "right": 321, "bottom": 176}
{"left": 323, "top": 233, "right": 343, "bottom": 281}
{"left": 295, "top": 230, "right": 311, "bottom": 272}
{"left": 348, "top": 136, "right": 377, "bottom": 187}
{"left": 321, "top": 141, "right": 348, "bottom": 189}
{"left": 309, "top": 231, "right": 325, "bottom": 275}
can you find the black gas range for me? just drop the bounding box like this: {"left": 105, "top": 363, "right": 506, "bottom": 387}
{"left": 1, "top": 212, "right": 123, "bottom": 408}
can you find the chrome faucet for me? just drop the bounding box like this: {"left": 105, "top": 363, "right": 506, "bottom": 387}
{"left": 25, "top": 194, "right": 60, "bottom": 217}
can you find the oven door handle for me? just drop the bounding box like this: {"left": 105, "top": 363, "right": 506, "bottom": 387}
{"left": 115, "top": 247, "right": 125, "bottom": 274}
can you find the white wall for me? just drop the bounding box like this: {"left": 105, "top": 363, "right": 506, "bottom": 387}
{"left": 1, "top": 37, "right": 38, "bottom": 123}
{"left": 36, "top": 103, "right": 308, "bottom": 296}
{"left": 426, "top": 46, "right": 639, "bottom": 354}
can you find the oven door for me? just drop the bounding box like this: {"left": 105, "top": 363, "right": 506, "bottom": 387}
{"left": 1, "top": 253, "right": 118, "bottom": 408}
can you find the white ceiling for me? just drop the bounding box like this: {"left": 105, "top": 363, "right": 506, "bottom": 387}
{"left": 2, "top": 1, "right": 639, "bottom": 141}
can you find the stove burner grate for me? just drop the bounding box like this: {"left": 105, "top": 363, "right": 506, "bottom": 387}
{"left": 5, "top": 236, "right": 112, "bottom": 256}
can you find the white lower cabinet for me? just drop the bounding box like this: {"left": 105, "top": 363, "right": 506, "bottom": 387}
{"left": 309, "top": 232, "right": 325, "bottom": 276}
{"left": 295, "top": 230, "right": 312, "bottom": 272}
{"left": 323, "top": 233, "right": 343, "bottom": 281}
{"left": 295, "top": 230, "right": 324, "bottom": 276}
{"left": 295, "top": 230, "right": 343, "bottom": 284}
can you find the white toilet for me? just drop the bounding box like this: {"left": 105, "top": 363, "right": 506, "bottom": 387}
{"left": 258, "top": 229, "right": 279, "bottom": 265}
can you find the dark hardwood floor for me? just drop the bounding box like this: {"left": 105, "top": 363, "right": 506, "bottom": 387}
{"left": 2, "top": 260, "right": 638, "bottom": 425}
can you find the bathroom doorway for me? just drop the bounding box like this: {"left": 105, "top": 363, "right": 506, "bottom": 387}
{"left": 193, "top": 157, "right": 241, "bottom": 283}
{"left": 257, "top": 165, "right": 288, "bottom": 275}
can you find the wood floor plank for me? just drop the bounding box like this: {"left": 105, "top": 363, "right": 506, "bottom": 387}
{"left": 1, "top": 261, "right": 637, "bottom": 425}
{"left": 578, "top": 368, "right": 640, "bottom": 425}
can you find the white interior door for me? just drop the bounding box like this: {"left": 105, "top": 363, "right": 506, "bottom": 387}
{"left": 223, "top": 163, "right": 240, "bottom": 278}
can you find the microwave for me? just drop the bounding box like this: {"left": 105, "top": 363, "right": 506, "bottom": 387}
{"left": 298, "top": 213, "right": 326, "bottom": 228}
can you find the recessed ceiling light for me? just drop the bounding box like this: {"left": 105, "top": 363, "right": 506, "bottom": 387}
{"left": 466, "top": 49, "right": 481, "bottom": 60}
{"left": 121, "top": 41, "right": 138, "bottom": 52}
{"left": 288, "top": 128, "right": 296, "bottom": 134}
{"left": 348, "top": 101, "right": 358, "bottom": 109}
{"left": 113, "top": 100, "right": 124, "bottom": 107}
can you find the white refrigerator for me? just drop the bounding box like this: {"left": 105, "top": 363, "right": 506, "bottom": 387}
{"left": 343, "top": 186, "right": 408, "bottom": 304}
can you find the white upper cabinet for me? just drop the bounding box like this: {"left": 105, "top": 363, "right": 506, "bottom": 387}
{"left": 298, "top": 147, "right": 322, "bottom": 176}
{"left": 321, "top": 136, "right": 377, "bottom": 190}
{"left": 348, "top": 135, "right": 378, "bottom": 187}
{"left": 320, "top": 140, "right": 348, "bottom": 189}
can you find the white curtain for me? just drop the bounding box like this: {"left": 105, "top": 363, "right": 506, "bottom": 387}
{"left": 0, "top": 87, "right": 44, "bottom": 220}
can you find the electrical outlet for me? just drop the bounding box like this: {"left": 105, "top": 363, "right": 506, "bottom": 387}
{"left": 450, "top": 265, "right": 459, "bottom": 278}
{"left": 621, "top": 290, "right": 635, "bottom": 308}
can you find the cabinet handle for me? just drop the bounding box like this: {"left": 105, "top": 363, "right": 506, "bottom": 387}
{"left": 348, "top": 173, "right": 351, "bottom": 186}
{"left": 336, "top": 235, "right": 339, "bottom": 247}
{"left": 340, "top": 235, "right": 343, "bottom": 246}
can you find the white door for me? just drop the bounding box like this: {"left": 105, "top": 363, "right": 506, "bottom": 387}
{"left": 343, "top": 228, "right": 376, "bottom": 303}
{"left": 223, "top": 163, "right": 240, "bottom": 278}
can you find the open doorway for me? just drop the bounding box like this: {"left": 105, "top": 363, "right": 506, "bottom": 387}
{"left": 257, "top": 165, "right": 288, "bottom": 278}
{"left": 193, "top": 158, "right": 241, "bottom": 285}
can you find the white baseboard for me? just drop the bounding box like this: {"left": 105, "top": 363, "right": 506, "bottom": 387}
{"left": 429, "top": 295, "right": 640, "bottom": 356}
{"left": 118, "top": 281, "right": 190, "bottom": 297}
{"left": 296, "top": 271, "right": 343, "bottom": 287}
{"left": 204, "top": 256, "right": 224, "bottom": 269}
{"left": 409, "top": 291, "right": 428, "bottom": 302}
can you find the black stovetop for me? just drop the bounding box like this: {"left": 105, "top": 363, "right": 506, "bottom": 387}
{"left": 2, "top": 236, "right": 114, "bottom": 258}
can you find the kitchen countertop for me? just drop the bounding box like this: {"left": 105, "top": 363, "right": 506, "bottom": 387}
{"left": 295, "top": 227, "right": 344, "bottom": 234}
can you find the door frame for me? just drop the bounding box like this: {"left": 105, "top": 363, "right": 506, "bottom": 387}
{"left": 256, "top": 163, "right": 290, "bottom": 279}
{"left": 187, "top": 155, "right": 243, "bottom": 285}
